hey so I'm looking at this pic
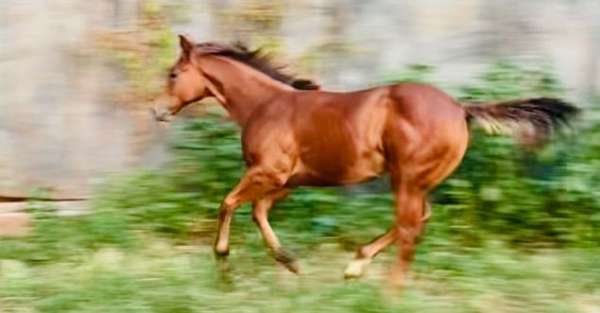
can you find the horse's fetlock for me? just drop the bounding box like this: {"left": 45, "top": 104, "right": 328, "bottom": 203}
{"left": 273, "top": 247, "right": 296, "bottom": 264}
{"left": 356, "top": 246, "right": 370, "bottom": 259}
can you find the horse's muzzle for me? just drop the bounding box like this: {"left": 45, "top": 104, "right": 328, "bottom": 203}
{"left": 151, "top": 106, "right": 172, "bottom": 122}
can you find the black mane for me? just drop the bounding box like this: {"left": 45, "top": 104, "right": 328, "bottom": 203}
{"left": 196, "top": 42, "right": 319, "bottom": 90}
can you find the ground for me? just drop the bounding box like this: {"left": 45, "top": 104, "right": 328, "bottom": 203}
{"left": 1, "top": 230, "right": 598, "bottom": 313}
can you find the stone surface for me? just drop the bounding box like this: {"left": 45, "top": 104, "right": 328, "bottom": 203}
{"left": 0, "top": 0, "right": 168, "bottom": 199}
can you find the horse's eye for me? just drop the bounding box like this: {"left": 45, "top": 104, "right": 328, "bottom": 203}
{"left": 169, "top": 73, "right": 177, "bottom": 79}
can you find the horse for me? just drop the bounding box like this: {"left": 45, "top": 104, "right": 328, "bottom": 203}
{"left": 153, "top": 35, "right": 578, "bottom": 286}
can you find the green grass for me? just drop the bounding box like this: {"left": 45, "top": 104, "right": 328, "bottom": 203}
{"left": 1, "top": 205, "right": 598, "bottom": 313}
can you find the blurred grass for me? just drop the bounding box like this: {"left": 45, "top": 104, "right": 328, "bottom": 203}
{"left": 2, "top": 52, "right": 600, "bottom": 312}
{"left": 1, "top": 192, "right": 599, "bottom": 313}
{"left": 1, "top": 214, "right": 598, "bottom": 312}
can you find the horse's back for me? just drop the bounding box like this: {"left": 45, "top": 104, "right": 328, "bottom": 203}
{"left": 388, "top": 83, "right": 465, "bottom": 126}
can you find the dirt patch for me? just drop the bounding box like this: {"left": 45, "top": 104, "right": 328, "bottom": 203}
{"left": 0, "top": 200, "right": 88, "bottom": 237}
{"left": 0, "top": 212, "right": 31, "bottom": 237}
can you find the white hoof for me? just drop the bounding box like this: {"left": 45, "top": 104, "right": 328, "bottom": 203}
{"left": 344, "top": 258, "right": 372, "bottom": 279}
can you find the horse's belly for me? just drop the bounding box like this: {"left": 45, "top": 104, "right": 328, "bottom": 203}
{"left": 338, "top": 150, "right": 386, "bottom": 184}
{"left": 287, "top": 150, "right": 386, "bottom": 187}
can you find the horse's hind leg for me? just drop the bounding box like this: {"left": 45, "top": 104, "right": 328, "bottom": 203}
{"left": 389, "top": 182, "right": 426, "bottom": 287}
{"left": 344, "top": 197, "right": 429, "bottom": 279}
{"left": 252, "top": 189, "right": 300, "bottom": 273}
{"left": 344, "top": 228, "right": 398, "bottom": 279}
{"left": 387, "top": 150, "right": 465, "bottom": 287}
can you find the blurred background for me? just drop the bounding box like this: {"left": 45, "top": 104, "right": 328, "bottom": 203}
{"left": 0, "top": 1, "right": 599, "bottom": 312}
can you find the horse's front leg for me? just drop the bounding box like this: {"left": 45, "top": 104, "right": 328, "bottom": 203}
{"left": 251, "top": 189, "right": 300, "bottom": 273}
{"left": 213, "top": 167, "right": 286, "bottom": 258}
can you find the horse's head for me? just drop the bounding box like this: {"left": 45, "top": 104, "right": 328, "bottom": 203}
{"left": 152, "top": 35, "right": 320, "bottom": 122}
{"left": 152, "top": 35, "right": 213, "bottom": 122}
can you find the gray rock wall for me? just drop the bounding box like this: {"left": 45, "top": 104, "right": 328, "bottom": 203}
{"left": 0, "top": 0, "right": 165, "bottom": 198}
{"left": 1, "top": 0, "right": 598, "bottom": 198}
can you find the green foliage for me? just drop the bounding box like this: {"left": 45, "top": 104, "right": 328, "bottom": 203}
{"left": 459, "top": 61, "right": 564, "bottom": 101}
{"left": 445, "top": 62, "right": 597, "bottom": 246}
{"left": 98, "top": 0, "right": 178, "bottom": 101}
{"left": 381, "top": 64, "right": 435, "bottom": 84}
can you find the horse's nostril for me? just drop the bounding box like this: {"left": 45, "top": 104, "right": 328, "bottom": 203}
{"left": 151, "top": 107, "right": 170, "bottom": 122}
{"left": 150, "top": 108, "right": 161, "bottom": 120}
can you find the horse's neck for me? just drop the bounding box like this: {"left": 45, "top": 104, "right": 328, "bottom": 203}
{"left": 200, "top": 57, "right": 292, "bottom": 127}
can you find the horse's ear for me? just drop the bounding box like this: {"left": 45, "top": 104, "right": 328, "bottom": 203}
{"left": 178, "top": 34, "right": 196, "bottom": 57}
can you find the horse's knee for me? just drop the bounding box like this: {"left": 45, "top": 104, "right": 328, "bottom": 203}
{"left": 221, "top": 196, "right": 239, "bottom": 212}
{"left": 217, "top": 198, "right": 240, "bottom": 226}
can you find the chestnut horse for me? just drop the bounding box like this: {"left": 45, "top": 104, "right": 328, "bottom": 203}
{"left": 153, "top": 35, "right": 578, "bottom": 285}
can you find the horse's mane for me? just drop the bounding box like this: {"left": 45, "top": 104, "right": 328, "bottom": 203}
{"left": 196, "top": 42, "right": 319, "bottom": 90}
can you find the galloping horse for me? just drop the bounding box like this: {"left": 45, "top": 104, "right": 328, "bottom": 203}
{"left": 153, "top": 35, "right": 578, "bottom": 285}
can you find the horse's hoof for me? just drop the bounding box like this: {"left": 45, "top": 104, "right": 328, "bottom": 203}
{"left": 213, "top": 247, "right": 231, "bottom": 273}
{"left": 282, "top": 259, "right": 301, "bottom": 274}
{"left": 387, "top": 266, "right": 408, "bottom": 289}
{"left": 214, "top": 245, "right": 230, "bottom": 258}
{"left": 274, "top": 248, "right": 300, "bottom": 274}
{"left": 343, "top": 258, "right": 371, "bottom": 279}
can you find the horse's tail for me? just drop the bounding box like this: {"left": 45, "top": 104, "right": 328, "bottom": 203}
{"left": 463, "top": 98, "right": 579, "bottom": 146}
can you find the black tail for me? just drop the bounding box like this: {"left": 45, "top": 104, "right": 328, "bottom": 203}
{"left": 464, "top": 98, "right": 580, "bottom": 146}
